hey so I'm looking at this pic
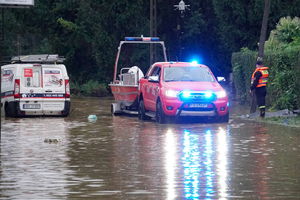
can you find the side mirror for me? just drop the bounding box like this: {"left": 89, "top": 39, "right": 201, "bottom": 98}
{"left": 148, "top": 76, "right": 159, "bottom": 83}
{"left": 217, "top": 77, "right": 226, "bottom": 82}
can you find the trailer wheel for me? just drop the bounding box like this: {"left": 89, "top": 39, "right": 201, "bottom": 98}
{"left": 111, "top": 103, "right": 121, "bottom": 116}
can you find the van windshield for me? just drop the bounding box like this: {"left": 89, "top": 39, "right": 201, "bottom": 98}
{"left": 163, "top": 67, "right": 215, "bottom": 82}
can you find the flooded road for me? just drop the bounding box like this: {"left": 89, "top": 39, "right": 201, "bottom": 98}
{"left": 1, "top": 97, "right": 300, "bottom": 200}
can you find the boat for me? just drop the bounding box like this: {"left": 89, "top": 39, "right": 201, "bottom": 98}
{"left": 109, "top": 36, "right": 167, "bottom": 114}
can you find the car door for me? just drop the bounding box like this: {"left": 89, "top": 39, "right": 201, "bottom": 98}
{"left": 143, "top": 65, "right": 161, "bottom": 111}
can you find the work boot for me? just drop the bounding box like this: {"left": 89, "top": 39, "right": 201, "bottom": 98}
{"left": 260, "top": 108, "right": 265, "bottom": 118}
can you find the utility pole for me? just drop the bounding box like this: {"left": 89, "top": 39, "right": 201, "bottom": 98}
{"left": 250, "top": 0, "right": 271, "bottom": 114}
{"left": 258, "top": 0, "right": 271, "bottom": 60}
{"left": 150, "top": 0, "right": 157, "bottom": 66}
{"left": 174, "top": 0, "right": 190, "bottom": 60}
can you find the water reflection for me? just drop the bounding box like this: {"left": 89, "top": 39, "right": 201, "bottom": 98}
{"left": 2, "top": 98, "right": 300, "bottom": 199}
{"left": 165, "top": 127, "right": 229, "bottom": 200}
{"left": 0, "top": 118, "right": 73, "bottom": 200}
{"left": 217, "top": 128, "right": 228, "bottom": 200}
{"left": 165, "top": 129, "right": 177, "bottom": 200}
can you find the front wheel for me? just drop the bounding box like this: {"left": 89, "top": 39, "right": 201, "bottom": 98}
{"left": 138, "top": 99, "right": 149, "bottom": 120}
{"left": 218, "top": 112, "right": 229, "bottom": 123}
{"left": 156, "top": 101, "right": 166, "bottom": 124}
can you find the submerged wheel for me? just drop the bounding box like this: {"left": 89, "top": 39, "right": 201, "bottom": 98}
{"left": 4, "top": 103, "right": 10, "bottom": 117}
{"left": 5, "top": 102, "right": 19, "bottom": 118}
{"left": 138, "top": 99, "right": 149, "bottom": 120}
{"left": 111, "top": 103, "right": 121, "bottom": 116}
{"left": 218, "top": 112, "right": 229, "bottom": 123}
{"left": 156, "top": 100, "right": 166, "bottom": 124}
{"left": 111, "top": 104, "right": 114, "bottom": 115}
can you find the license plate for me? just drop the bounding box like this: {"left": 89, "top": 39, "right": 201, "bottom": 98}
{"left": 23, "top": 104, "right": 41, "bottom": 109}
{"left": 188, "top": 103, "right": 208, "bottom": 108}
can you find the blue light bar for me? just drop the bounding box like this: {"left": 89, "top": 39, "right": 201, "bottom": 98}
{"left": 191, "top": 60, "right": 198, "bottom": 65}
{"left": 204, "top": 91, "right": 213, "bottom": 98}
{"left": 182, "top": 91, "right": 191, "bottom": 98}
{"left": 125, "top": 37, "right": 160, "bottom": 41}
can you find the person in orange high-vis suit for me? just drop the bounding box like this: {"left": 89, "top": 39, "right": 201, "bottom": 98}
{"left": 250, "top": 60, "right": 269, "bottom": 118}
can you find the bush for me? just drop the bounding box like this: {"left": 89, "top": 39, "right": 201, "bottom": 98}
{"left": 232, "top": 47, "right": 300, "bottom": 110}
{"left": 232, "top": 48, "right": 257, "bottom": 104}
{"left": 70, "top": 80, "right": 110, "bottom": 97}
{"left": 232, "top": 17, "right": 300, "bottom": 110}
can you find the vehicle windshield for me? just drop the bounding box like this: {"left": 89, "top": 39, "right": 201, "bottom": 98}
{"left": 163, "top": 66, "right": 215, "bottom": 82}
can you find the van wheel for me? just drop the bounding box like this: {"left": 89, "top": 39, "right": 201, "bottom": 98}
{"left": 4, "top": 103, "right": 11, "bottom": 117}
{"left": 138, "top": 99, "right": 149, "bottom": 120}
{"left": 62, "top": 101, "right": 70, "bottom": 117}
{"left": 5, "top": 102, "right": 18, "bottom": 118}
{"left": 156, "top": 101, "right": 166, "bottom": 124}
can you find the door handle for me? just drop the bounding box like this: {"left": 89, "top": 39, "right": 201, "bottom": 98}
{"left": 45, "top": 90, "right": 52, "bottom": 92}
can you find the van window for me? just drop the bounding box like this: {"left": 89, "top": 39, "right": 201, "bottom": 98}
{"left": 43, "top": 69, "right": 63, "bottom": 87}
{"left": 1, "top": 69, "right": 14, "bottom": 82}
{"left": 23, "top": 68, "right": 41, "bottom": 87}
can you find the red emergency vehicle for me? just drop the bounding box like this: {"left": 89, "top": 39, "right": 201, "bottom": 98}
{"left": 138, "top": 62, "right": 229, "bottom": 123}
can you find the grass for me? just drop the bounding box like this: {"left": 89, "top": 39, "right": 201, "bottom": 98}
{"left": 263, "top": 115, "right": 300, "bottom": 127}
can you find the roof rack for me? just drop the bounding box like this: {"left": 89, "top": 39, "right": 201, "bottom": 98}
{"left": 11, "top": 54, "right": 65, "bottom": 64}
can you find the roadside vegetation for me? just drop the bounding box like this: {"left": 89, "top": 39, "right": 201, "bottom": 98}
{"left": 70, "top": 80, "right": 110, "bottom": 97}
{"left": 232, "top": 16, "right": 300, "bottom": 111}
{"left": 1, "top": 1, "right": 300, "bottom": 93}
{"left": 263, "top": 116, "right": 300, "bottom": 128}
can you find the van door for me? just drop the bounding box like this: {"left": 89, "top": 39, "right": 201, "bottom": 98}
{"left": 42, "top": 66, "right": 65, "bottom": 112}
{"left": 20, "top": 65, "right": 44, "bottom": 110}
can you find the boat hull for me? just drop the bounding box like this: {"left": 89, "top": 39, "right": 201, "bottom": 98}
{"left": 109, "top": 84, "right": 139, "bottom": 107}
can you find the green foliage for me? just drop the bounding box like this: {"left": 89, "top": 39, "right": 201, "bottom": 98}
{"left": 232, "top": 24, "right": 300, "bottom": 109}
{"left": 232, "top": 48, "right": 257, "bottom": 104}
{"left": 266, "top": 16, "right": 300, "bottom": 51}
{"left": 70, "top": 80, "right": 110, "bottom": 97}
{"left": 57, "top": 17, "right": 78, "bottom": 32}
{"left": 1, "top": 1, "right": 300, "bottom": 92}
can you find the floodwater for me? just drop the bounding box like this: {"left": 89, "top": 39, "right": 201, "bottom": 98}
{"left": 1, "top": 97, "right": 300, "bottom": 200}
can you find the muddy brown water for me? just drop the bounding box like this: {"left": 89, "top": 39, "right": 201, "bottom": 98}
{"left": 1, "top": 97, "right": 300, "bottom": 200}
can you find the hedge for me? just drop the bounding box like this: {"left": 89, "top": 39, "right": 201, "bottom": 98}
{"left": 232, "top": 47, "right": 300, "bottom": 110}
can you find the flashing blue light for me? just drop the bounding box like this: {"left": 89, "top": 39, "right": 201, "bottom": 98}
{"left": 191, "top": 60, "right": 198, "bottom": 65}
{"left": 182, "top": 91, "right": 191, "bottom": 98}
{"left": 124, "top": 37, "right": 160, "bottom": 41}
{"left": 204, "top": 91, "right": 213, "bottom": 98}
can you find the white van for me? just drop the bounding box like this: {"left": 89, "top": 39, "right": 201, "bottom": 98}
{"left": 1, "top": 55, "right": 70, "bottom": 117}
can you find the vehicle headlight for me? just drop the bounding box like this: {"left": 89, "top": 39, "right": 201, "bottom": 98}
{"left": 215, "top": 90, "right": 227, "bottom": 98}
{"left": 165, "top": 90, "right": 178, "bottom": 98}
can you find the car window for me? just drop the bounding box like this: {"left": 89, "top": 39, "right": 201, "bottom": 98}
{"left": 164, "top": 67, "right": 215, "bottom": 82}
{"left": 149, "top": 66, "right": 161, "bottom": 77}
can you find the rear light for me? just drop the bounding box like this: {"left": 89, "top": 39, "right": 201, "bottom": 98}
{"left": 14, "top": 79, "right": 20, "bottom": 98}
{"left": 65, "top": 79, "right": 70, "bottom": 98}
